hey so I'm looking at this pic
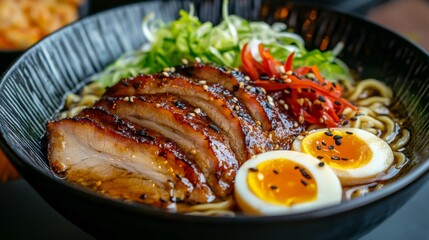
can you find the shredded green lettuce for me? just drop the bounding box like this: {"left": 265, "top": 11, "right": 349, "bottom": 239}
{"left": 94, "top": 1, "right": 352, "bottom": 88}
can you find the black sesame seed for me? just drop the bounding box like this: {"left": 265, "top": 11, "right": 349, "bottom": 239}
{"left": 160, "top": 198, "right": 167, "bottom": 203}
{"left": 139, "top": 194, "right": 147, "bottom": 200}
{"left": 329, "top": 86, "right": 335, "bottom": 91}
{"left": 341, "top": 157, "right": 349, "bottom": 161}
{"left": 294, "top": 166, "right": 300, "bottom": 170}
{"left": 334, "top": 101, "right": 341, "bottom": 106}
{"left": 273, "top": 170, "right": 279, "bottom": 174}
{"left": 259, "top": 74, "right": 270, "bottom": 80}
{"left": 333, "top": 135, "right": 343, "bottom": 140}
{"left": 174, "top": 100, "right": 186, "bottom": 109}
{"left": 270, "top": 185, "right": 278, "bottom": 190}
{"left": 318, "top": 162, "right": 325, "bottom": 167}
{"left": 300, "top": 169, "right": 312, "bottom": 180}
{"left": 121, "top": 80, "right": 129, "bottom": 87}
{"left": 321, "top": 82, "right": 327, "bottom": 87}
{"left": 310, "top": 88, "right": 316, "bottom": 93}
{"left": 346, "top": 131, "right": 353, "bottom": 135}
{"left": 322, "top": 140, "right": 327, "bottom": 146}
{"left": 324, "top": 131, "right": 333, "bottom": 136}
{"left": 328, "top": 145, "right": 334, "bottom": 150}
{"left": 317, "top": 156, "right": 324, "bottom": 159}
{"left": 301, "top": 179, "right": 308, "bottom": 186}
{"left": 368, "top": 183, "right": 378, "bottom": 188}
{"left": 209, "top": 124, "right": 220, "bottom": 133}
{"left": 175, "top": 173, "right": 182, "bottom": 180}
{"left": 249, "top": 167, "right": 258, "bottom": 172}
{"left": 331, "top": 156, "right": 340, "bottom": 160}
{"left": 317, "top": 145, "right": 322, "bottom": 150}
{"left": 335, "top": 139, "right": 342, "bottom": 146}
{"left": 233, "top": 84, "right": 239, "bottom": 92}
{"left": 343, "top": 120, "right": 350, "bottom": 125}
{"left": 318, "top": 95, "right": 326, "bottom": 103}
{"left": 350, "top": 117, "right": 358, "bottom": 121}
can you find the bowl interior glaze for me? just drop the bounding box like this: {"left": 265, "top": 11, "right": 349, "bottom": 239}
{"left": 0, "top": 1, "right": 428, "bottom": 239}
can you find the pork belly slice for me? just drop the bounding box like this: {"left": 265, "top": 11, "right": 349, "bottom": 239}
{"left": 76, "top": 107, "right": 214, "bottom": 203}
{"left": 96, "top": 95, "right": 239, "bottom": 197}
{"left": 175, "top": 63, "right": 305, "bottom": 147}
{"left": 47, "top": 115, "right": 215, "bottom": 208}
{"left": 104, "top": 74, "right": 273, "bottom": 163}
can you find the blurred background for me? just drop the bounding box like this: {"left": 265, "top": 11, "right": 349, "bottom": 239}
{"left": 0, "top": 0, "right": 428, "bottom": 239}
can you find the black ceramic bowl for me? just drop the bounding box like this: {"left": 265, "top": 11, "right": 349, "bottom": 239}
{"left": 0, "top": 1, "right": 428, "bottom": 239}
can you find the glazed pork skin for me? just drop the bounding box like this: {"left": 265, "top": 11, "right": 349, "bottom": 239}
{"left": 47, "top": 112, "right": 215, "bottom": 208}
{"left": 96, "top": 95, "right": 239, "bottom": 198}
{"left": 104, "top": 73, "right": 273, "bottom": 163}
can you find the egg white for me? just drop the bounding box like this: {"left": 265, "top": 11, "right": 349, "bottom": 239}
{"left": 292, "top": 128, "right": 394, "bottom": 186}
{"left": 234, "top": 150, "right": 342, "bottom": 215}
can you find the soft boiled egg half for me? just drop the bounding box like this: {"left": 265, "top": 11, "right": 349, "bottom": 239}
{"left": 292, "top": 128, "right": 394, "bottom": 186}
{"left": 234, "top": 150, "right": 342, "bottom": 215}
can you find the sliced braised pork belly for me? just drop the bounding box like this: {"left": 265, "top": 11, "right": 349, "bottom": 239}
{"left": 175, "top": 63, "right": 305, "bottom": 148}
{"left": 47, "top": 109, "right": 215, "bottom": 208}
{"left": 104, "top": 73, "right": 273, "bottom": 163}
{"left": 96, "top": 95, "right": 239, "bottom": 198}
{"left": 77, "top": 107, "right": 214, "bottom": 203}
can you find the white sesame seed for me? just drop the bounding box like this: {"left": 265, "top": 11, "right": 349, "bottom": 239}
{"left": 255, "top": 121, "right": 262, "bottom": 126}
{"left": 267, "top": 95, "right": 274, "bottom": 102}
{"left": 162, "top": 72, "right": 169, "bottom": 77}
{"left": 286, "top": 70, "right": 293, "bottom": 75}
{"left": 285, "top": 78, "right": 292, "bottom": 83}
{"left": 203, "top": 85, "right": 209, "bottom": 91}
{"left": 209, "top": 97, "right": 214, "bottom": 101}
{"left": 299, "top": 115, "right": 305, "bottom": 124}
{"left": 293, "top": 122, "right": 299, "bottom": 128}
{"left": 244, "top": 76, "right": 251, "bottom": 81}
{"left": 245, "top": 85, "right": 251, "bottom": 90}
{"left": 195, "top": 57, "right": 201, "bottom": 63}
{"left": 279, "top": 99, "right": 285, "bottom": 105}
{"left": 239, "top": 82, "right": 245, "bottom": 88}
{"left": 181, "top": 58, "right": 189, "bottom": 65}
{"left": 235, "top": 105, "right": 240, "bottom": 111}
{"left": 190, "top": 150, "right": 197, "bottom": 154}
{"left": 274, "top": 144, "right": 280, "bottom": 150}
{"left": 194, "top": 108, "right": 201, "bottom": 114}
{"left": 198, "top": 80, "right": 207, "bottom": 85}
{"left": 260, "top": 87, "right": 267, "bottom": 94}
{"left": 297, "top": 98, "right": 304, "bottom": 106}
{"left": 129, "top": 96, "right": 135, "bottom": 102}
{"left": 188, "top": 112, "right": 196, "bottom": 117}
{"left": 163, "top": 67, "right": 171, "bottom": 72}
{"left": 170, "top": 67, "right": 176, "bottom": 72}
{"left": 283, "top": 104, "right": 289, "bottom": 110}
{"left": 123, "top": 96, "right": 130, "bottom": 102}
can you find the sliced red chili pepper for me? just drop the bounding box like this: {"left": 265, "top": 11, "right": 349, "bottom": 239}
{"left": 284, "top": 52, "right": 295, "bottom": 72}
{"left": 240, "top": 41, "right": 357, "bottom": 127}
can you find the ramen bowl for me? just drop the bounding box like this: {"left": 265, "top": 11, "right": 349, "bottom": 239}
{"left": 0, "top": 1, "right": 428, "bottom": 239}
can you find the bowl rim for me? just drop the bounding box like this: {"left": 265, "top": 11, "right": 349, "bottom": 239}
{"left": 1, "top": 0, "right": 428, "bottom": 223}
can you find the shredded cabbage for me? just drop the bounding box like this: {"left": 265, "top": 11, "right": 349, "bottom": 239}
{"left": 94, "top": 0, "right": 352, "bottom": 88}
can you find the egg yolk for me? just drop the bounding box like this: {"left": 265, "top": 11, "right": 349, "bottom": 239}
{"left": 301, "top": 130, "right": 372, "bottom": 170}
{"left": 247, "top": 159, "right": 317, "bottom": 206}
